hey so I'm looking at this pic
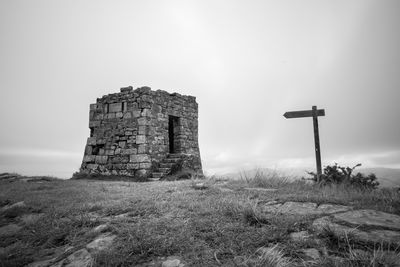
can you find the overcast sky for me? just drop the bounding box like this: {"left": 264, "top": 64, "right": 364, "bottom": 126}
{"left": 1, "top": 0, "right": 399, "bottom": 178}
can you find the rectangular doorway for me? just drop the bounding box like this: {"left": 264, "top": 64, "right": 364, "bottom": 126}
{"left": 168, "top": 115, "right": 179, "bottom": 153}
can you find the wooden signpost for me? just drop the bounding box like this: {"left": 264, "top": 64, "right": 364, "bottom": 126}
{"left": 283, "top": 106, "right": 325, "bottom": 182}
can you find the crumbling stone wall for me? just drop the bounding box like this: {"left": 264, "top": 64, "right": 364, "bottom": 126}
{"left": 79, "top": 86, "right": 202, "bottom": 178}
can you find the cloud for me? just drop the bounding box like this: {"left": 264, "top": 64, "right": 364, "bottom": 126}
{"left": 0, "top": 148, "right": 81, "bottom": 158}
{"left": 0, "top": 149, "right": 82, "bottom": 178}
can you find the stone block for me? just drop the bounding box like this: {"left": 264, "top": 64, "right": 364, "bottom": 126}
{"left": 137, "top": 117, "right": 149, "bottom": 126}
{"left": 120, "top": 86, "right": 133, "bottom": 92}
{"left": 138, "top": 144, "right": 147, "bottom": 154}
{"left": 136, "top": 169, "right": 149, "bottom": 177}
{"left": 90, "top": 103, "right": 98, "bottom": 110}
{"left": 130, "top": 154, "right": 150, "bottom": 163}
{"left": 132, "top": 110, "right": 141, "bottom": 118}
{"left": 136, "top": 135, "right": 146, "bottom": 144}
{"left": 83, "top": 155, "right": 95, "bottom": 163}
{"left": 95, "top": 156, "right": 108, "bottom": 164}
{"left": 119, "top": 141, "right": 126, "bottom": 148}
{"left": 87, "top": 137, "right": 97, "bottom": 145}
{"left": 109, "top": 103, "right": 122, "bottom": 113}
{"left": 139, "top": 163, "right": 151, "bottom": 169}
{"left": 95, "top": 113, "right": 104, "bottom": 120}
{"left": 85, "top": 145, "right": 92, "bottom": 155}
{"left": 113, "top": 164, "right": 126, "bottom": 170}
{"left": 105, "top": 150, "right": 114, "bottom": 156}
{"left": 123, "top": 112, "right": 132, "bottom": 119}
{"left": 105, "top": 113, "right": 116, "bottom": 119}
{"left": 116, "top": 112, "right": 123, "bottom": 118}
{"left": 87, "top": 164, "right": 99, "bottom": 170}
{"left": 138, "top": 126, "right": 146, "bottom": 135}
{"left": 96, "top": 139, "right": 106, "bottom": 145}
{"left": 127, "top": 163, "right": 139, "bottom": 169}
{"left": 89, "top": 120, "right": 100, "bottom": 128}
{"left": 141, "top": 109, "right": 152, "bottom": 117}
{"left": 121, "top": 148, "right": 137, "bottom": 155}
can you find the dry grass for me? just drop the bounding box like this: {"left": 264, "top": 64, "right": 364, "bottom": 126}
{"left": 0, "top": 172, "right": 399, "bottom": 266}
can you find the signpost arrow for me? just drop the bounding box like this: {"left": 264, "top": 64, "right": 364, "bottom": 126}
{"left": 283, "top": 106, "right": 325, "bottom": 182}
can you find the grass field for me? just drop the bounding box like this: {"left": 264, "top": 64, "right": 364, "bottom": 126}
{"left": 0, "top": 173, "right": 399, "bottom": 266}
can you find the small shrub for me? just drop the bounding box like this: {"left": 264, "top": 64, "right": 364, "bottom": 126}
{"left": 308, "top": 163, "right": 379, "bottom": 189}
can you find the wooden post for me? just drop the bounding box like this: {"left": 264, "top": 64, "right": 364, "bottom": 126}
{"left": 283, "top": 106, "right": 325, "bottom": 183}
{"left": 312, "top": 106, "right": 322, "bottom": 182}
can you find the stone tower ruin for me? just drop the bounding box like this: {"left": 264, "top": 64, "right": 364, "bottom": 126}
{"left": 79, "top": 86, "right": 202, "bottom": 180}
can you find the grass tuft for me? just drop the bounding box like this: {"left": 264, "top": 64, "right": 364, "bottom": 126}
{"left": 241, "top": 244, "right": 294, "bottom": 267}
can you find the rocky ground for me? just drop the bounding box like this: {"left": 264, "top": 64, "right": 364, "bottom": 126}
{"left": 1, "top": 174, "right": 399, "bottom": 266}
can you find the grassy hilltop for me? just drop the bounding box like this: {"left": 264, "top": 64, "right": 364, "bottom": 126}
{"left": 0, "top": 173, "right": 400, "bottom": 266}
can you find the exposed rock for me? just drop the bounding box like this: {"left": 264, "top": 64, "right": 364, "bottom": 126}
{"left": 289, "top": 231, "right": 312, "bottom": 242}
{"left": 86, "top": 233, "right": 116, "bottom": 252}
{"left": 51, "top": 249, "right": 92, "bottom": 267}
{"left": 192, "top": 183, "right": 208, "bottom": 190}
{"left": 218, "top": 187, "right": 234, "bottom": 192}
{"left": 301, "top": 248, "right": 321, "bottom": 260}
{"left": 261, "top": 201, "right": 351, "bottom": 215}
{"left": 312, "top": 216, "right": 400, "bottom": 245}
{"left": 214, "top": 180, "right": 228, "bottom": 186}
{"left": 0, "top": 223, "right": 22, "bottom": 237}
{"left": 316, "top": 204, "right": 351, "bottom": 214}
{"left": 137, "top": 256, "right": 185, "bottom": 267}
{"left": 27, "top": 258, "right": 57, "bottom": 267}
{"left": 333, "top": 209, "right": 400, "bottom": 231}
{"left": 243, "top": 188, "right": 277, "bottom": 192}
{"left": 161, "top": 256, "right": 185, "bottom": 267}
{"left": 91, "top": 223, "right": 109, "bottom": 234}
{"left": 264, "top": 200, "right": 279, "bottom": 205}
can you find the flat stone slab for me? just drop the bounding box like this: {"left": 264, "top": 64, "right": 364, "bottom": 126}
{"left": 261, "top": 201, "right": 351, "bottom": 215}
{"left": 86, "top": 233, "right": 116, "bottom": 252}
{"left": 91, "top": 223, "right": 109, "bottom": 234}
{"left": 312, "top": 216, "right": 400, "bottom": 245}
{"left": 243, "top": 188, "right": 277, "bottom": 192}
{"left": 218, "top": 187, "right": 234, "bottom": 192}
{"left": 289, "top": 231, "right": 312, "bottom": 242}
{"left": 162, "top": 257, "right": 185, "bottom": 267}
{"left": 333, "top": 210, "right": 400, "bottom": 231}
{"left": 51, "top": 248, "right": 93, "bottom": 267}
{"left": 317, "top": 204, "right": 352, "bottom": 214}
{"left": 301, "top": 248, "right": 321, "bottom": 260}
{"left": 137, "top": 256, "right": 185, "bottom": 267}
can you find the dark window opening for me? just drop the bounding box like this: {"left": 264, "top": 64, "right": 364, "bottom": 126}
{"left": 105, "top": 104, "right": 109, "bottom": 113}
{"left": 90, "top": 127, "right": 94, "bottom": 137}
{"left": 122, "top": 102, "right": 126, "bottom": 112}
{"left": 168, "top": 116, "right": 179, "bottom": 153}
